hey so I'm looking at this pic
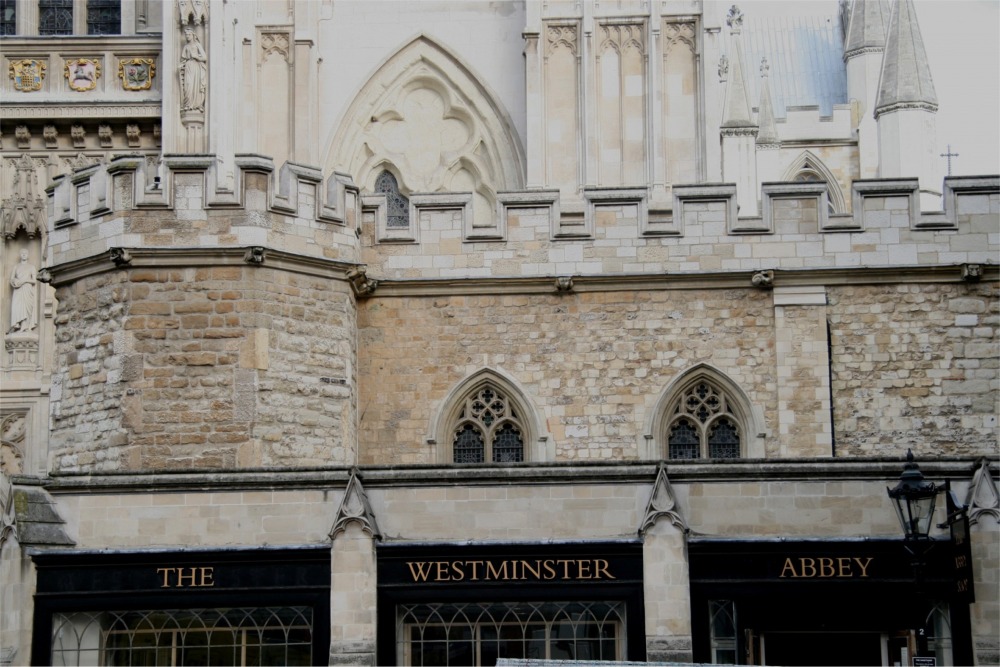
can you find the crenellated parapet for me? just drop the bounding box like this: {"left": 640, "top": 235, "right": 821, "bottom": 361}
{"left": 45, "top": 153, "right": 361, "bottom": 271}
{"left": 358, "top": 176, "right": 1000, "bottom": 282}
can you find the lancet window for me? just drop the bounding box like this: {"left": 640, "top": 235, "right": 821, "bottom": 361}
{"left": 375, "top": 170, "right": 410, "bottom": 230}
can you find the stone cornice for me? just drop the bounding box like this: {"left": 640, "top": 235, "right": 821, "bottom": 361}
{"left": 1, "top": 104, "right": 161, "bottom": 119}
{"left": 15, "top": 456, "right": 995, "bottom": 494}
{"left": 41, "top": 246, "right": 361, "bottom": 287}
{"left": 363, "top": 264, "right": 998, "bottom": 298}
{"left": 874, "top": 100, "right": 939, "bottom": 119}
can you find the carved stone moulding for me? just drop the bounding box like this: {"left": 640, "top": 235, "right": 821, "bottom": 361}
{"left": 5, "top": 335, "right": 39, "bottom": 368}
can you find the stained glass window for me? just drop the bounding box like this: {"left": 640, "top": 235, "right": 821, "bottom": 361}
{"left": 666, "top": 380, "right": 742, "bottom": 459}
{"left": 39, "top": 0, "right": 73, "bottom": 35}
{"left": 452, "top": 385, "right": 525, "bottom": 463}
{"left": 0, "top": 0, "right": 15, "bottom": 36}
{"left": 375, "top": 170, "right": 410, "bottom": 229}
{"left": 87, "top": 0, "right": 120, "bottom": 35}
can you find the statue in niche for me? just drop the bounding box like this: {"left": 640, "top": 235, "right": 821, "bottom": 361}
{"left": 179, "top": 27, "right": 208, "bottom": 113}
{"left": 8, "top": 249, "right": 37, "bottom": 334}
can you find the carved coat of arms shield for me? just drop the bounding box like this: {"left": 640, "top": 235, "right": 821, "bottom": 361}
{"left": 65, "top": 59, "right": 102, "bottom": 92}
{"left": 118, "top": 58, "right": 156, "bottom": 91}
{"left": 9, "top": 60, "right": 47, "bottom": 92}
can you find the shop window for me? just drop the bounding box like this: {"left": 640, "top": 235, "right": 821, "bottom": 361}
{"left": 665, "top": 380, "right": 742, "bottom": 460}
{"left": 452, "top": 385, "right": 524, "bottom": 463}
{"left": 397, "top": 601, "right": 624, "bottom": 666}
{"left": 50, "top": 607, "right": 314, "bottom": 666}
{"left": 709, "top": 600, "right": 737, "bottom": 665}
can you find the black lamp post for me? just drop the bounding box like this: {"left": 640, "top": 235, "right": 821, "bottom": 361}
{"left": 887, "top": 449, "right": 939, "bottom": 540}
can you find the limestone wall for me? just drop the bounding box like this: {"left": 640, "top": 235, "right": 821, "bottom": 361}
{"left": 829, "top": 282, "right": 999, "bottom": 456}
{"left": 49, "top": 266, "right": 358, "bottom": 472}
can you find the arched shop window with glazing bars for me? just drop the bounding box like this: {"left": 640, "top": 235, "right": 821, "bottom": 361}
{"left": 397, "top": 601, "right": 624, "bottom": 666}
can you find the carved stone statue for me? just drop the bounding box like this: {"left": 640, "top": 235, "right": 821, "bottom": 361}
{"left": 179, "top": 27, "right": 208, "bottom": 114}
{"left": 8, "top": 249, "right": 37, "bottom": 334}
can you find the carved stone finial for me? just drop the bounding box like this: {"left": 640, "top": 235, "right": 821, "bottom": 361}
{"left": 330, "top": 468, "right": 381, "bottom": 540}
{"left": 555, "top": 276, "right": 574, "bottom": 292}
{"left": 760, "top": 57, "right": 769, "bottom": 78}
{"left": 718, "top": 54, "right": 729, "bottom": 82}
{"left": 110, "top": 247, "right": 133, "bottom": 267}
{"left": 347, "top": 267, "right": 378, "bottom": 297}
{"left": 961, "top": 264, "right": 982, "bottom": 282}
{"left": 639, "top": 462, "right": 688, "bottom": 535}
{"left": 726, "top": 5, "right": 744, "bottom": 32}
{"left": 967, "top": 458, "right": 999, "bottom": 525}
{"left": 243, "top": 246, "right": 266, "bottom": 265}
{"left": 751, "top": 269, "right": 774, "bottom": 289}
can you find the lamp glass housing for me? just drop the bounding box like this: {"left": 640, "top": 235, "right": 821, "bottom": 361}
{"left": 887, "top": 450, "right": 938, "bottom": 540}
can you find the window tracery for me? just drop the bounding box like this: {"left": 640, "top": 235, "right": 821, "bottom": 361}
{"left": 374, "top": 170, "right": 410, "bottom": 230}
{"left": 452, "top": 385, "right": 524, "bottom": 464}
{"left": 665, "top": 380, "right": 742, "bottom": 460}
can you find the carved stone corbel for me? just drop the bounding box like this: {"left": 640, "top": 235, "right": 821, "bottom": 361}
{"left": 110, "top": 247, "right": 133, "bottom": 267}
{"left": 555, "top": 276, "right": 574, "bottom": 293}
{"left": 243, "top": 246, "right": 266, "bottom": 265}
{"left": 962, "top": 264, "right": 983, "bottom": 282}
{"left": 347, "top": 267, "right": 378, "bottom": 297}
{"left": 639, "top": 462, "right": 688, "bottom": 535}
{"left": 329, "top": 468, "right": 381, "bottom": 540}
{"left": 751, "top": 269, "right": 774, "bottom": 289}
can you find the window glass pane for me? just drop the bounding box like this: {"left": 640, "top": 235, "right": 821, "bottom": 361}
{"left": 0, "top": 0, "right": 15, "bottom": 35}
{"left": 453, "top": 423, "right": 485, "bottom": 463}
{"left": 668, "top": 418, "right": 700, "bottom": 459}
{"left": 39, "top": 0, "right": 73, "bottom": 35}
{"left": 51, "top": 607, "right": 312, "bottom": 667}
{"left": 399, "top": 601, "right": 624, "bottom": 666}
{"left": 492, "top": 422, "right": 523, "bottom": 463}
{"left": 375, "top": 170, "right": 410, "bottom": 229}
{"left": 87, "top": 0, "right": 121, "bottom": 34}
{"left": 708, "top": 418, "right": 740, "bottom": 458}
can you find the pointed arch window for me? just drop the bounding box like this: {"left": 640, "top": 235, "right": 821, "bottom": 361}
{"left": 665, "top": 380, "right": 742, "bottom": 460}
{"left": 452, "top": 385, "right": 524, "bottom": 463}
{"left": 374, "top": 170, "right": 410, "bottom": 229}
{"left": 793, "top": 169, "right": 836, "bottom": 215}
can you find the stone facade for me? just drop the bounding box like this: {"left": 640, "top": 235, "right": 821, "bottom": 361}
{"left": 1, "top": 1, "right": 998, "bottom": 666}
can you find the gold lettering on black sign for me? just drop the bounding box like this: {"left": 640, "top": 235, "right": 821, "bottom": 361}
{"left": 405, "top": 559, "right": 616, "bottom": 582}
{"left": 778, "top": 557, "right": 873, "bottom": 578}
{"left": 156, "top": 566, "right": 216, "bottom": 588}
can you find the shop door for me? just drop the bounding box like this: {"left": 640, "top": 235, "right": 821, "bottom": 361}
{"left": 760, "top": 631, "right": 882, "bottom": 666}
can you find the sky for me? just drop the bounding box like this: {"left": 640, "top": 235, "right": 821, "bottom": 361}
{"left": 746, "top": 0, "right": 1000, "bottom": 176}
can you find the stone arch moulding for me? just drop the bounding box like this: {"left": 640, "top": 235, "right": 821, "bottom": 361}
{"left": 781, "top": 150, "right": 847, "bottom": 214}
{"left": 640, "top": 363, "right": 766, "bottom": 460}
{"left": 326, "top": 34, "right": 526, "bottom": 204}
{"left": 427, "top": 366, "right": 551, "bottom": 465}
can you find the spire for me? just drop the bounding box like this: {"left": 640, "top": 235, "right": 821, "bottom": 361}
{"left": 721, "top": 5, "right": 756, "bottom": 129}
{"left": 844, "top": 0, "right": 891, "bottom": 60}
{"left": 756, "top": 58, "right": 780, "bottom": 146}
{"left": 874, "top": 0, "right": 937, "bottom": 117}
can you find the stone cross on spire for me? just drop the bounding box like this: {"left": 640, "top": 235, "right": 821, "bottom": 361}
{"left": 940, "top": 145, "right": 959, "bottom": 176}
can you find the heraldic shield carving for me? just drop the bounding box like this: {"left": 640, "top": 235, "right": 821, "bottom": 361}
{"left": 9, "top": 60, "right": 47, "bottom": 92}
{"left": 118, "top": 58, "right": 156, "bottom": 91}
{"left": 65, "top": 59, "right": 102, "bottom": 92}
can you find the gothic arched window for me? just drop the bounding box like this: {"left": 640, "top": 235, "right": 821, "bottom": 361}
{"left": 665, "top": 380, "right": 742, "bottom": 460}
{"left": 452, "top": 385, "right": 524, "bottom": 463}
{"left": 374, "top": 170, "right": 410, "bottom": 229}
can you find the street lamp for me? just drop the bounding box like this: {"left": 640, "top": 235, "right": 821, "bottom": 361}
{"left": 887, "top": 449, "right": 939, "bottom": 540}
